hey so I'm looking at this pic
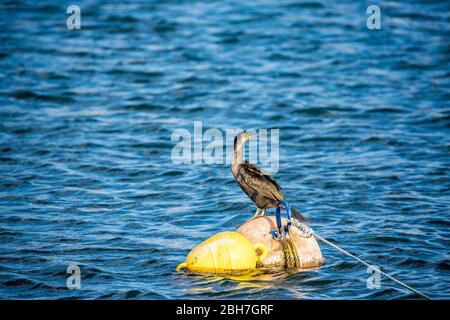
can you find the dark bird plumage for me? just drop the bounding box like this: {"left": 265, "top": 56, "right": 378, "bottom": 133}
{"left": 231, "top": 132, "right": 307, "bottom": 222}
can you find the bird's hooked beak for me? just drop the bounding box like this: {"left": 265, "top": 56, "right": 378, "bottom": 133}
{"left": 243, "top": 131, "right": 254, "bottom": 142}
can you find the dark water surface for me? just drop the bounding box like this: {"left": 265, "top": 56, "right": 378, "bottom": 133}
{"left": 0, "top": 0, "right": 449, "bottom": 299}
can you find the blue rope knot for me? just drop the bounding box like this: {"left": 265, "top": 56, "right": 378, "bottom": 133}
{"left": 271, "top": 200, "right": 292, "bottom": 240}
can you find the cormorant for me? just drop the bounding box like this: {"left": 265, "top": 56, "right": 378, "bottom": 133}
{"left": 231, "top": 131, "right": 307, "bottom": 222}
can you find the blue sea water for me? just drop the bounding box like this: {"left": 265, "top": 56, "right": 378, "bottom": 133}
{"left": 0, "top": 0, "right": 449, "bottom": 299}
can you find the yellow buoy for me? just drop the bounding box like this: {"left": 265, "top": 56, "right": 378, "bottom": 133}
{"left": 176, "top": 231, "right": 267, "bottom": 274}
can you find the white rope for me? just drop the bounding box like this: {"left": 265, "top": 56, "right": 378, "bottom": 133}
{"left": 292, "top": 220, "right": 432, "bottom": 300}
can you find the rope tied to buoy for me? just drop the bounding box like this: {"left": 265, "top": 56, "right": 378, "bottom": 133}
{"left": 272, "top": 201, "right": 301, "bottom": 270}
{"left": 291, "top": 219, "right": 432, "bottom": 300}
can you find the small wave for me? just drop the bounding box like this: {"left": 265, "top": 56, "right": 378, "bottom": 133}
{"left": 10, "top": 90, "right": 75, "bottom": 104}
{"left": 3, "top": 278, "right": 35, "bottom": 288}
{"left": 119, "top": 103, "right": 165, "bottom": 112}
{"left": 435, "top": 261, "right": 450, "bottom": 271}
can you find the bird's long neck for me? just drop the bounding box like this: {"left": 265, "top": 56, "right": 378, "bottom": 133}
{"left": 232, "top": 141, "right": 244, "bottom": 177}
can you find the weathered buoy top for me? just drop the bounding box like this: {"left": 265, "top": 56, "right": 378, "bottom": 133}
{"left": 237, "top": 216, "right": 324, "bottom": 269}
{"left": 176, "top": 231, "right": 267, "bottom": 274}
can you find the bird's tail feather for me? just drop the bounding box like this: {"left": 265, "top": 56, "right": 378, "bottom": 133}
{"left": 291, "top": 206, "right": 309, "bottom": 224}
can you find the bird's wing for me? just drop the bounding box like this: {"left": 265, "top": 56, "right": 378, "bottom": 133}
{"left": 238, "top": 162, "right": 284, "bottom": 201}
